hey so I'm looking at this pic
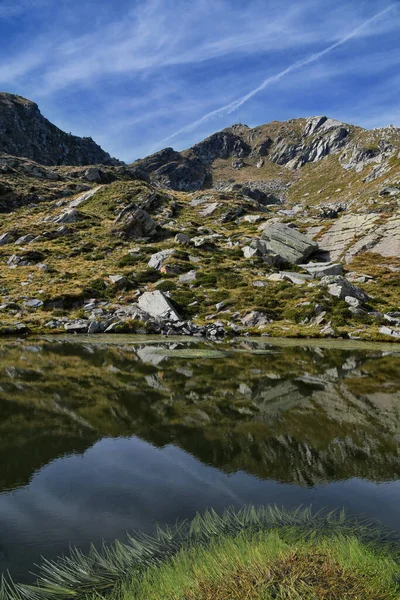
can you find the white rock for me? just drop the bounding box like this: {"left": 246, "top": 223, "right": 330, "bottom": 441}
{"left": 148, "top": 249, "right": 175, "bottom": 270}
{"left": 137, "top": 291, "right": 180, "bottom": 321}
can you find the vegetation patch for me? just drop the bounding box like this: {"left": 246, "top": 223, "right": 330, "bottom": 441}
{"left": 2, "top": 506, "right": 398, "bottom": 600}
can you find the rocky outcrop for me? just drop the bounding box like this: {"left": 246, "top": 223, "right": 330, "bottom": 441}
{"left": 213, "top": 181, "right": 284, "bottom": 205}
{"left": 134, "top": 148, "right": 209, "bottom": 191}
{"left": 314, "top": 213, "right": 400, "bottom": 262}
{"left": 0, "top": 93, "right": 120, "bottom": 166}
{"left": 188, "top": 130, "right": 251, "bottom": 162}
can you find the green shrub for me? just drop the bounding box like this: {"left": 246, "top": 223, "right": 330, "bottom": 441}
{"left": 118, "top": 253, "right": 141, "bottom": 267}
{"left": 156, "top": 280, "right": 177, "bottom": 292}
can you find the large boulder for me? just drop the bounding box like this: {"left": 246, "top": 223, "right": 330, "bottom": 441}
{"left": 261, "top": 223, "right": 318, "bottom": 264}
{"left": 137, "top": 291, "right": 180, "bottom": 322}
{"left": 320, "top": 275, "right": 369, "bottom": 303}
{"left": 113, "top": 207, "right": 157, "bottom": 239}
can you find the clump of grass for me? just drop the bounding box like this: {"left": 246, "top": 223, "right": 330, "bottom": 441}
{"left": 128, "top": 531, "right": 400, "bottom": 600}
{"left": 118, "top": 253, "right": 142, "bottom": 267}
{"left": 2, "top": 506, "right": 399, "bottom": 600}
{"left": 155, "top": 280, "right": 177, "bottom": 292}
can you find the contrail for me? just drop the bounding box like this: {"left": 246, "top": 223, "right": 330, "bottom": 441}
{"left": 156, "top": 4, "right": 396, "bottom": 148}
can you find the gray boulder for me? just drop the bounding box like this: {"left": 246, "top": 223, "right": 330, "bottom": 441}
{"left": 137, "top": 290, "right": 180, "bottom": 322}
{"left": 108, "top": 274, "right": 128, "bottom": 288}
{"left": 64, "top": 319, "right": 90, "bottom": 333}
{"left": 24, "top": 299, "right": 43, "bottom": 308}
{"left": 175, "top": 233, "right": 190, "bottom": 244}
{"left": 261, "top": 223, "right": 318, "bottom": 263}
{"left": 300, "top": 262, "right": 343, "bottom": 278}
{"left": 148, "top": 249, "right": 175, "bottom": 270}
{"left": 379, "top": 326, "right": 400, "bottom": 338}
{"left": 55, "top": 208, "right": 81, "bottom": 224}
{"left": 321, "top": 275, "right": 369, "bottom": 303}
{"left": 15, "top": 234, "right": 36, "bottom": 245}
{"left": 114, "top": 207, "right": 157, "bottom": 239}
{"left": 241, "top": 311, "right": 271, "bottom": 327}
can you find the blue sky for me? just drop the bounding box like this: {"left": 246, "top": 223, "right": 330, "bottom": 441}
{"left": 0, "top": 0, "right": 399, "bottom": 162}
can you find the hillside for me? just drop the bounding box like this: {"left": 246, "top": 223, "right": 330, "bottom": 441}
{"left": 0, "top": 92, "right": 120, "bottom": 166}
{"left": 0, "top": 103, "right": 399, "bottom": 341}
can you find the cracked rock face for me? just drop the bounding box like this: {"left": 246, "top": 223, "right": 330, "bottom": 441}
{"left": 315, "top": 214, "right": 400, "bottom": 262}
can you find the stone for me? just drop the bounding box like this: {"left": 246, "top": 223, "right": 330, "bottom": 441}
{"left": 242, "top": 245, "right": 259, "bottom": 258}
{"left": 280, "top": 271, "right": 312, "bottom": 285}
{"left": 7, "top": 254, "right": 29, "bottom": 267}
{"left": 344, "top": 296, "right": 362, "bottom": 308}
{"left": 148, "top": 249, "right": 175, "bottom": 270}
{"left": 15, "top": 234, "right": 36, "bottom": 245}
{"left": 137, "top": 290, "right": 180, "bottom": 321}
{"left": 299, "top": 262, "right": 343, "bottom": 278}
{"left": 379, "top": 325, "right": 400, "bottom": 338}
{"left": 321, "top": 275, "right": 369, "bottom": 303}
{"left": 0, "top": 231, "right": 14, "bottom": 245}
{"left": 3, "top": 322, "right": 28, "bottom": 334}
{"left": 178, "top": 270, "right": 197, "bottom": 283}
{"left": 24, "top": 299, "right": 43, "bottom": 308}
{"left": 215, "top": 301, "right": 226, "bottom": 311}
{"left": 241, "top": 311, "right": 270, "bottom": 327}
{"left": 243, "top": 214, "right": 263, "bottom": 223}
{"left": 64, "top": 319, "right": 90, "bottom": 332}
{"left": 68, "top": 186, "right": 101, "bottom": 209}
{"left": 114, "top": 207, "right": 157, "bottom": 239}
{"left": 108, "top": 275, "right": 128, "bottom": 288}
{"left": 174, "top": 233, "right": 190, "bottom": 244}
{"left": 84, "top": 167, "right": 104, "bottom": 182}
{"left": 55, "top": 208, "right": 81, "bottom": 224}
{"left": 88, "top": 320, "right": 101, "bottom": 334}
{"left": 267, "top": 273, "right": 286, "bottom": 282}
{"left": 379, "top": 186, "right": 399, "bottom": 196}
{"left": 261, "top": 223, "right": 318, "bottom": 263}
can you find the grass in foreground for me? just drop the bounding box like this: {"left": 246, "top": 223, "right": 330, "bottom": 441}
{"left": 122, "top": 530, "right": 400, "bottom": 600}
{"left": 2, "top": 507, "right": 400, "bottom": 600}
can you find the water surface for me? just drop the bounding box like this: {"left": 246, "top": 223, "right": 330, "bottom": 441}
{"left": 0, "top": 335, "right": 399, "bottom": 580}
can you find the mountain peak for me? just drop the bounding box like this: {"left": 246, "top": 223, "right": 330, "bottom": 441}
{"left": 0, "top": 92, "right": 120, "bottom": 167}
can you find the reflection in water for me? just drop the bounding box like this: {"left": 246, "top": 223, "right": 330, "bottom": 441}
{"left": 0, "top": 336, "right": 399, "bottom": 580}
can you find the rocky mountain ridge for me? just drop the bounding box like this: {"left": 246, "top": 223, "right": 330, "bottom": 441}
{"left": 0, "top": 92, "right": 120, "bottom": 166}
{"left": 135, "top": 115, "right": 400, "bottom": 192}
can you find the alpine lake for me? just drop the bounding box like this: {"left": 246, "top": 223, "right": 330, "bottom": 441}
{"left": 1, "top": 334, "right": 400, "bottom": 582}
